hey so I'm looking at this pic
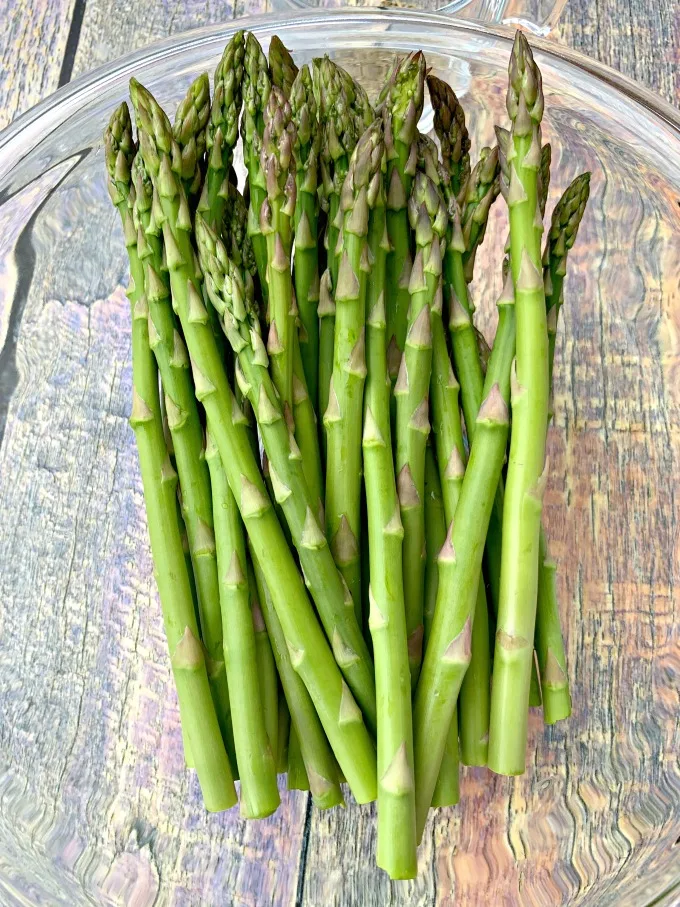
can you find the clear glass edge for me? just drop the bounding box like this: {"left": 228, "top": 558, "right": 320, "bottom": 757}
{"left": 1, "top": 7, "right": 679, "bottom": 186}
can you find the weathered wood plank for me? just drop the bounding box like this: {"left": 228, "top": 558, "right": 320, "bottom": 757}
{"left": 0, "top": 0, "right": 76, "bottom": 130}
{"left": 559, "top": 0, "right": 679, "bottom": 104}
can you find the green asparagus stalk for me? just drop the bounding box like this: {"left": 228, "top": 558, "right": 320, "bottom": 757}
{"left": 287, "top": 725, "right": 310, "bottom": 791}
{"left": 536, "top": 171, "right": 590, "bottom": 723}
{"left": 458, "top": 146, "right": 502, "bottom": 283}
{"left": 363, "top": 154, "right": 417, "bottom": 878}
{"left": 384, "top": 52, "right": 425, "bottom": 383}
{"left": 324, "top": 120, "right": 384, "bottom": 620}
{"left": 241, "top": 33, "right": 272, "bottom": 299}
{"left": 261, "top": 86, "right": 324, "bottom": 511}
{"left": 424, "top": 443, "right": 460, "bottom": 808}
{"left": 315, "top": 57, "right": 374, "bottom": 455}
{"left": 443, "top": 152, "right": 499, "bottom": 766}
{"left": 269, "top": 35, "right": 298, "bottom": 98}
{"left": 291, "top": 64, "right": 321, "bottom": 410}
{"left": 130, "top": 79, "right": 377, "bottom": 803}
{"left": 488, "top": 32, "right": 550, "bottom": 776}
{"left": 205, "top": 432, "right": 280, "bottom": 818}
{"left": 131, "top": 151, "right": 237, "bottom": 757}
{"left": 426, "top": 74, "right": 471, "bottom": 200}
{"left": 105, "top": 103, "right": 236, "bottom": 811}
{"left": 276, "top": 689, "right": 291, "bottom": 773}
{"left": 198, "top": 31, "right": 245, "bottom": 231}
{"left": 395, "top": 172, "right": 447, "bottom": 684}
{"left": 173, "top": 73, "right": 210, "bottom": 206}
{"left": 196, "top": 214, "right": 377, "bottom": 732}
{"left": 250, "top": 551, "right": 345, "bottom": 809}
{"left": 247, "top": 558, "right": 280, "bottom": 761}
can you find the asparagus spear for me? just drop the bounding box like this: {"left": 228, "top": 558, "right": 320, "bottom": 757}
{"left": 261, "top": 86, "right": 324, "bottom": 512}
{"left": 315, "top": 57, "right": 374, "bottom": 456}
{"left": 247, "top": 558, "right": 280, "bottom": 761}
{"left": 396, "top": 171, "right": 447, "bottom": 684}
{"left": 536, "top": 171, "right": 590, "bottom": 724}
{"left": 427, "top": 74, "right": 471, "bottom": 200}
{"left": 173, "top": 72, "right": 210, "bottom": 206}
{"left": 291, "top": 64, "right": 321, "bottom": 410}
{"left": 423, "top": 443, "right": 460, "bottom": 808}
{"left": 105, "top": 103, "right": 236, "bottom": 811}
{"left": 130, "top": 79, "right": 377, "bottom": 803}
{"left": 242, "top": 33, "right": 272, "bottom": 299}
{"left": 384, "top": 52, "right": 425, "bottom": 384}
{"left": 131, "top": 150, "right": 235, "bottom": 756}
{"left": 459, "top": 146, "right": 502, "bottom": 282}
{"left": 269, "top": 35, "right": 298, "bottom": 98}
{"left": 363, "top": 151, "right": 417, "bottom": 878}
{"left": 324, "top": 120, "right": 384, "bottom": 620}
{"left": 250, "top": 552, "right": 345, "bottom": 809}
{"left": 198, "top": 31, "right": 246, "bottom": 230}
{"left": 488, "top": 32, "right": 550, "bottom": 776}
{"left": 444, "top": 152, "right": 499, "bottom": 766}
{"left": 196, "top": 214, "right": 377, "bottom": 732}
{"left": 205, "top": 432, "right": 280, "bottom": 818}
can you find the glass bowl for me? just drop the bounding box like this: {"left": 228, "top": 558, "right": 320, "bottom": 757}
{"left": 1, "top": 10, "right": 679, "bottom": 906}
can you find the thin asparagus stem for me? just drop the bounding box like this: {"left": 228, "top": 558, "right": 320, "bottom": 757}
{"left": 131, "top": 79, "right": 378, "bottom": 804}
{"left": 291, "top": 64, "right": 321, "bottom": 410}
{"left": 242, "top": 33, "right": 272, "bottom": 301}
{"left": 488, "top": 32, "right": 550, "bottom": 776}
{"left": 396, "top": 171, "right": 447, "bottom": 684}
{"left": 424, "top": 443, "right": 460, "bottom": 807}
{"left": 246, "top": 558, "right": 280, "bottom": 762}
{"left": 325, "top": 120, "right": 384, "bottom": 620}
{"left": 198, "top": 31, "right": 245, "bottom": 230}
{"left": 206, "top": 432, "right": 280, "bottom": 818}
{"left": 105, "top": 103, "right": 236, "bottom": 811}
{"left": 363, "top": 154, "right": 417, "bottom": 878}
{"left": 315, "top": 57, "right": 374, "bottom": 460}
{"left": 384, "top": 53, "right": 425, "bottom": 389}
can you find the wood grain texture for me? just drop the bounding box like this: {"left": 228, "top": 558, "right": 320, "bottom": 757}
{"left": 0, "top": 3, "right": 679, "bottom": 907}
{"left": 0, "top": 0, "right": 76, "bottom": 130}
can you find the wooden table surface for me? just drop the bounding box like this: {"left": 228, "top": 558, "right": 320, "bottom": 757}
{"left": 1, "top": 3, "right": 679, "bottom": 907}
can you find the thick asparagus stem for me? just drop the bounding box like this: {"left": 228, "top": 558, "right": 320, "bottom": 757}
{"left": 105, "top": 104, "right": 236, "bottom": 811}
{"left": 205, "top": 432, "right": 280, "bottom": 818}
{"left": 536, "top": 171, "right": 590, "bottom": 723}
{"left": 363, "top": 160, "right": 417, "bottom": 879}
{"left": 130, "top": 79, "right": 377, "bottom": 803}
{"left": 250, "top": 552, "right": 345, "bottom": 809}
{"left": 488, "top": 33, "right": 550, "bottom": 776}
{"left": 315, "top": 57, "right": 374, "bottom": 457}
{"left": 324, "top": 120, "right": 384, "bottom": 620}
{"left": 291, "top": 64, "right": 321, "bottom": 411}
{"left": 427, "top": 74, "right": 471, "bottom": 200}
{"left": 268, "top": 35, "right": 298, "bottom": 98}
{"left": 197, "top": 215, "right": 377, "bottom": 732}
{"left": 131, "top": 149, "right": 236, "bottom": 758}
{"left": 242, "top": 33, "right": 271, "bottom": 300}
{"left": 395, "top": 172, "right": 447, "bottom": 684}
{"left": 198, "top": 31, "right": 245, "bottom": 230}
{"left": 384, "top": 53, "right": 425, "bottom": 384}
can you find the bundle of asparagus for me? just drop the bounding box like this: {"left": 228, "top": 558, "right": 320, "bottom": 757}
{"left": 104, "top": 29, "right": 589, "bottom": 879}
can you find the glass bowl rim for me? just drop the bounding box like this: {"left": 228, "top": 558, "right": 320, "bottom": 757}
{"left": 1, "top": 7, "right": 679, "bottom": 184}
